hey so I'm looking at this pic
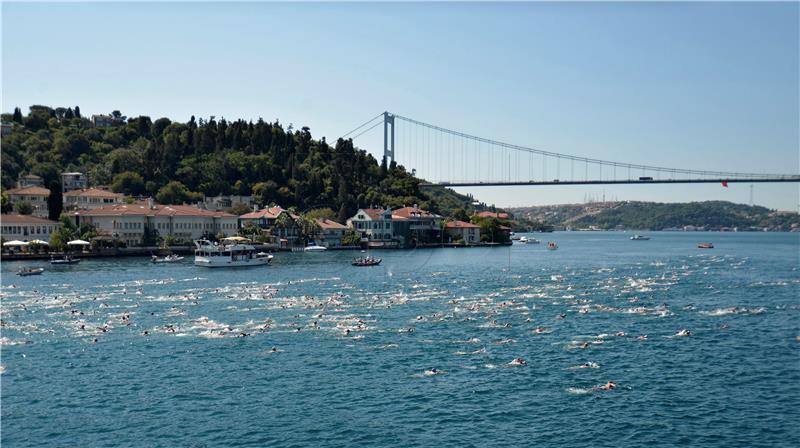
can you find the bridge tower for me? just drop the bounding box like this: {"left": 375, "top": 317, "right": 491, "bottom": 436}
{"left": 383, "top": 111, "right": 395, "bottom": 164}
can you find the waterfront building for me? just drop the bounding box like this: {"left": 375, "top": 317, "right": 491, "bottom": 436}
{"left": 239, "top": 206, "right": 300, "bottom": 245}
{"left": 17, "top": 174, "right": 45, "bottom": 189}
{"left": 71, "top": 201, "right": 238, "bottom": 247}
{"left": 63, "top": 188, "right": 124, "bottom": 211}
{"left": 391, "top": 206, "right": 444, "bottom": 246}
{"left": 347, "top": 208, "right": 395, "bottom": 245}
{"left": 445, "top": 220, "right": 481, "bottom": 244}
{"left": 0, "top": 214, "right": 59, "bottom": 242}
{"left": 314, "top": 218, "right": 348, "bottom": 247}
{"left": 61, "top": 172, "right": 88, "bottom": 193}
{"left": 5, "top": 186, "right": 50, "bottom": 218}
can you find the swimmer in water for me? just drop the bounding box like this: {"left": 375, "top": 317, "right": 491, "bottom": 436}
{"left": 534, "top": 327, "right": 547, "bottom": 334}
{"left": 424, "top": 368, "right": 442, "bottom": 376}
{"left": 598, "top": 381, "right": 616, "bottom": 390}
{"left": 675, "top": 329, "right": 691, "bottom": 337}
{"left": 509, "top": 358, "right": 527, "bottom": 366}
{"left": 615, "top": 332, "right": 626, "bottom": 337}
{"left": 637, "top": 335, "right": 648, "bottom": 340}
{"left": 578, "top": 342, "right": 590, "bottom": 349}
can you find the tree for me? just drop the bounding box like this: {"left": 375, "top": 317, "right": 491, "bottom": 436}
{"left": 74, "top": 106, "right": 81, "bottom": 118}
{"left": 305, "top": 207, "right": 337, "bottom": 222}
{"left": 111, "top": 171, "right": 146, "bottom": 195}
{"left": 15, "top": 201, "right": 33, "bottom": 215}
{"left": 156, "top": 181, "right": 201, "bottom": 205}
{"left": 12, "top": 107, "right": 22, "bottom": 123}
{"left": 451, "top": 208, "right": 470, "bottom": 222}
{"left": 1, "top": 191, "right": 11, "bottom": 213}
{"left": 226, "top": 202, "right": 253, "bottom": 216}
{"left": 47, "top": 181, "right": 63, "bottom": 221}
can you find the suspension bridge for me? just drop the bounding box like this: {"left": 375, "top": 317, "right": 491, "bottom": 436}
{"left": 341, "top": 112, "right": 800, "bottom": 187}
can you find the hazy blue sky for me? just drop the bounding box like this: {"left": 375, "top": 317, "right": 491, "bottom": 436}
{"left": 3, "top": 2, "right": 798, "bottom": 210}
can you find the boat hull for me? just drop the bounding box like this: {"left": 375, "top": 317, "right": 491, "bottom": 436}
{"left": 194, "top": 256, "right": 271, "bottom": 268}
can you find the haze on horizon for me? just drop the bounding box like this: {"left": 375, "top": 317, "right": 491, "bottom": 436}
{"left": 2, "top": 2, "right": 798, "bottom": 211}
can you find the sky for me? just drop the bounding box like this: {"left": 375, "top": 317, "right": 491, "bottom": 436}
{"left": 2, "top": 1, "right": 798, "bottom": 211}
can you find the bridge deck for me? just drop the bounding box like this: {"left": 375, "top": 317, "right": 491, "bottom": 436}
{"left": 420, "top": 178, "right": 800, "bottom": 187}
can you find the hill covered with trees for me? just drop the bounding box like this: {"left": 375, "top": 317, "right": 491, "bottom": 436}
{"left": 508, "top": 201, "right": 799, "bottom": 231}
{"left": 1, "top": 105, "right": 477, "bottom": 221}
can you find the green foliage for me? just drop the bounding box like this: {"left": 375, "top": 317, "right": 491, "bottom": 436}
{"left": 2, "top": 104, "right": 478, "bottom": 220}
{"left": 1, "top": 191, "right": 11, "bottom": 213}
{"left": 341, "top": 228, "right": 361, "bottom": 246}
{"left": 14, "top": 201, "right": 33, "bottom": 215}
{"left": 111, "top": 171, "right": 146, "bottom": 195}
{"left": 156, "top": 181, "right": 202, "bottom": 205}
{"left": 304, "top": 207, "right": 336, "bottom": 221}
{"left": 225, "top": 202, "right": 253, "bottom": 216}
{"left": 471, "top": 216, "right": 511, "bottom": 243}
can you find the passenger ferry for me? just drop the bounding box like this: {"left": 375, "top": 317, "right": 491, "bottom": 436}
{"left": 193, "top": 238, "right": 273, "bottom": 267}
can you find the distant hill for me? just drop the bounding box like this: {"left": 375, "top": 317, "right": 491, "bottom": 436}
{"left": 507, "top": 201, "right": 800, "bottom": 231}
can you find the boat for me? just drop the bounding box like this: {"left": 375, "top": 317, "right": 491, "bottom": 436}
{"left": 352, "top": 256, "right": 382, "bottom": 266}
{"left": 547, "top": 242, "right": 558, "bottom": 250}
{"left": 510, "top": 232, "right": 521, "bottom": 241}
{"left": 17, "top": 267, "right": 44, "bottom": 276}
{"left": 697, "top": 242, "right": 714, "bottom": 249}
{"left": 152, "top": 254, "right": 184, "bottom": 264}
{"left": 193, "top": 238, "right": 273, "bottom": 267}
{"left": 50, "top": 255, "right": 81, "bottom": 265}
{"left": 528, "top": 238, "right": 541, "bottom": 244}
{"left": 304, "top": 244, "right": 327, "bottom": 252}
{"left": 630, "top": 235, "right": 651, "bottom": 240}
{"left": 519, "top": 236, "right": 529, "bottom": 244}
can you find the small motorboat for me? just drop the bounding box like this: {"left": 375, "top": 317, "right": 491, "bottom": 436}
{"left": 697, "top": 242, "right": 714, "bottom": 249}
{"left": 630, "top": 235, "right": 650, "bottom": 240}
{"left": 510, "top": 233, "right": 521, "bottom": 241}
{"left": 547, "top": 242, "right": 558, "bottom": 250}
{"left": 352, "top": 256, "right": 382, "bottom": 266}
{"left": 50, "top": 256, "right": 81, "bottom": 265}
{"left": 152, "top": 254, "right": 185, "bottom": 264}
{"left": 519, "top": 236, "right": 529, "bottom": 244}
{"left": 528, "top": 238, "right": 541, "bottom": 244}
{"left": 255, "top": 252, "right": 274, "bottom": 263}
{"left": 304, "top": 245, "right": 327, "bottom": 252}
{"left": 17, "top": 267, "right": 44, "bottom": 276}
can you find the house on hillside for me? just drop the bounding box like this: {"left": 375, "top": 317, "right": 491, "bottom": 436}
{"left": 391, "top": 205, "right": 444, "bottom": 246}
{"left": 1, "top": 214, "right": 59, "bottom": 242}
{"left": 314, "top": 218, "right": 348, "bottom": 248}
{"left": 5, "top": 186, "right": 50, "bottom": 218}
{"left": 63, "top": 188, "right": 124, "bottom": 211}
{"left": 239, "top": 206, "right": 300, "bottom": 246}
{"left": 17, "top": 174, "right": 45, "bottom": 188}
{"left": 61, "top": 172, "right": 88, "bottom": 193}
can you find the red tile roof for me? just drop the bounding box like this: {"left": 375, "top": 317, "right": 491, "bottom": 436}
{"left": 63, "top": 188, "right": 123, "bottom": 198}
{"left": 446, "top": 220, "right": 480, "bottom": 229}
{"left": 355, "top": 208, "right": 389, "bottom": 220}
{"left": 72, "top": 203, "right": 235, "bottom": 218}
{"left": 6, "top": 186, "right": 51, "bottom": 196}
{"left": 392, "top": 206, "right": 441, "bottom": 220}
{"left": 1, "top": 214, "right": 59, "bottom": 224}
{"left": 316, "top": 218, "right": 347, "bottom": 229}
{"left": 240, "top": 206, "right": 298, "bottom": 220}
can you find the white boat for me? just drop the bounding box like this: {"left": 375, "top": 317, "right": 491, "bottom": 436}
{"left": 630, "top": 235, "right": 650, "bottom": 240}
{"left": 510, "top": 233, "right": 521, "bottom": 241}
{"left": 193, "top": 238, "right": 273, "bottom": 268}
{"left": 304, "top": 244, "right": 327, "bottom": 252}
{"left": 528, "top": 238, "right": 541, "bottom": 244}
{"left": 17, "top": 267, "right": 44, "bottom": 276}
{"left": 50, "top": 256, "right": 80, "bottom": 265}
{"left": 152, "top": 254, "right": 185, "bottom": 264}
{"left": 519, "top": 236, "right": 529, "bottom": 244}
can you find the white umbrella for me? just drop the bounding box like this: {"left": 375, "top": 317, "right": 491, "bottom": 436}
{"left": 3, "top": 240, "right": 29, "bottom": 247}
{"left": 66, "top": 239, "right": 91, "bottom": 246}
{"left": 30, "top": 239, "right": 49, "bottom": 245}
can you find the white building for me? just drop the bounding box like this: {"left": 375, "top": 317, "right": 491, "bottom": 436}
{"left": 314, "top": 218, "right": 348, "bottom": 247}
{"left": 17, "top": 174, "right": 45, "bottom": 188}
{"left": 5, "top": 186, "right": 50, "bottom": 218}
{"left": 62, "top": 172, "right": 88, "bottom": 193}
{"left": 445, "top": 220, "right": 481, "bottom": 244}
{"left": 1, "top": 214, "right": 59, "bottom": 242}
{"left": 63, "top": 188, "right": 124, "bottom": 210}
{"left": 347, "top": 208, "right": 395, "bottom": 244}
{"left": 71, "top": 202, "right": 238, "bottom": 247}
{"left": 201, "top": 195, "right": 256, "bottom": 212}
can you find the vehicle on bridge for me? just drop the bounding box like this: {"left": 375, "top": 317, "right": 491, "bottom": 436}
{"left": 639, "top": 176, "right": 653, "bottom": 181}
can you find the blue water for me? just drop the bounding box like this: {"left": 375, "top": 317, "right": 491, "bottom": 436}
{"left": 2, "top": 232, "right": 799, "bottom": 447}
